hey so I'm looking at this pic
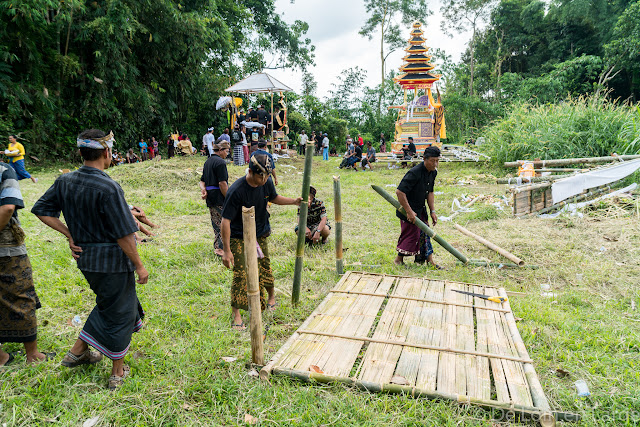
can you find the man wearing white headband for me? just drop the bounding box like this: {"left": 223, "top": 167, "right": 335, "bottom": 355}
{"left": 202, "top": 127, "right": 215, "bottom": 157}
{"left": 32, "top": 128, "right": 149, "bottom": 390}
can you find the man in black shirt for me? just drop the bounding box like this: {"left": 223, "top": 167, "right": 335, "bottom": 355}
{"left": 351, "top": 143, "right": 363, "bottom": 171}
{"left": 249, "top": 107, "right": 258, "bottom": 122}
{"left": 32, "top": 128, "right": 149, "bottom": 390}
{"left": 221, "top": 154, "right": 302, "bottom": 330}
{"left": 199, "top": 141, "right": 230, "bottom": 257}
{"left": 401, "top": 137, "right": 417, "bottom": 168}
{"left": 257, "top": 105, "right": 268, "bottom": 126}
{"left": 394, "top": 146, "right": 442, "bottom": 268}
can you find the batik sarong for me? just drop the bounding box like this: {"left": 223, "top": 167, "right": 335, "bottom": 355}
{"left": 78, "top": 271, "right": 144, "bottom": 360}
{"left": 229, "top": 235, "right": 274, "bottom": 311}
{"left": 209, "top": 205, "right": 223, "bottom": 251}
{"left": 0, "top": 254, "right": 40, "bottom": 343}
{"left": 233, "top": 145, "right": 245, "bottom": 166}
{"left": 396, "top": 210, "right": 434, "bottom": 261}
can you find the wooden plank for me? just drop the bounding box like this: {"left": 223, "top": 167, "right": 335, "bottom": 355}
{"left": 436, "top": 282, "right": 457, "bottom": 395}
{"left": 484, "top": 286, "right": 511, "bottom": 403}
{"left": 415, "top": 279, "right": 445, "bottom": 391}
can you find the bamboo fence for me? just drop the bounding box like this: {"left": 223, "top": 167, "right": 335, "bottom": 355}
{"left": 262, "top": 271, "right": 578, "bottom": 424}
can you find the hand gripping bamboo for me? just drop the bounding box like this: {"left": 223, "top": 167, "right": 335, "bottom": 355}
{"left": 242, "top": 206, "right": 264, "bottom": 365}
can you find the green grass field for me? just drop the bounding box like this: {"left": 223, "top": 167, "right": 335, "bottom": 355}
{"left": 1, "top": 155, "right": 639, "bottom": 426}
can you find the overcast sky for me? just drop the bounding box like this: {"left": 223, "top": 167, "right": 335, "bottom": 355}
{"left": 267, "top": 0, "right": 472, "bottom": 99}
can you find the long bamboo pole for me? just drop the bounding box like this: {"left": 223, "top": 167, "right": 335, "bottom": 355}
{"left": 498, "top": 288, "right": 552, "bottom": 416}
{"left": 333, "top": 176, "right": 343, "bottom": 274}
{"left": 504, "top": 154, "right": 640, "bottom": 168}
{"left": 511, "top": 182, "right": 552, "bottom": 193}
{"left": 371, "top": 185, "right": 470, "bottom": 264}
{"left": 496, "top": 175, "right": 568, "bottom": 184}
{"left": 242, "top": 206, "right": 264, "bottom": 365}
{"left": 271, "top": 367, "right": 580, "bottom": 423}
{"left": 454, "top": 224, "right": 525, "bottom": 266}
{"left": 459, "top": 259, "right": 539, "bottom": 269}
{"left": 292, "top": 144, "right": 314, "bottom": 305}
{"left": 296, "top": 330, "right": 532, "bottom": 363}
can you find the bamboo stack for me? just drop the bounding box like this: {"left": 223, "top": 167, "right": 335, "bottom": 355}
{"left": 504, "top": 154, "right": 640, "bottom": 168}
{"left": 242, "top": 206, "right": 264, "bottom": 365}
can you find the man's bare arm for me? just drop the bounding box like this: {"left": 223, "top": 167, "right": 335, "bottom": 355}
{"left": 395, "top": 190, "right": 416, "bottom": 223}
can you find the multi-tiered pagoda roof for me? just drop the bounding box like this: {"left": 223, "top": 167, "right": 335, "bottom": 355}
{"left": 394, "top": 22, "right": 441, "bottom": 89}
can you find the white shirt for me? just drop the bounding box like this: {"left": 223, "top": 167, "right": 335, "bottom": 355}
{"left": 299, "top": 134, "right": 308, "bottom": 146}
{"left": 203, "top": 133, "right": 215, "bottom": 155}
{"left": 322, "top": 137, "right": 329, "bottom": 148}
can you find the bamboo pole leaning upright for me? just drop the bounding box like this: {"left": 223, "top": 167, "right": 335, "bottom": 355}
{"left": 242, "top": 206, "right": 264, "bottom": 365}
{"left": 333, "top": 176, "right": 343, "bottom": 275}
{"left": 292, "top": 144, "right": 314, "bottom": 305}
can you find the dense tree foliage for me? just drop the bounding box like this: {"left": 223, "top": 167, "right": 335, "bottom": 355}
{"left": 0, "top": 0, "right": 313, "bottom": 156}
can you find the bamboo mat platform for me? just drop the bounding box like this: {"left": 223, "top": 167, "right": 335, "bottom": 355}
{"left": 262, "top": 271, "right": 578, "bottom": 425}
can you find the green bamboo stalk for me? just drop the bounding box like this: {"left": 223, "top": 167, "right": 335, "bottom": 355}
{"left": 292, "top": 144, "right": 314, "bottom": 305}
{"left": 459, "top": 259, "right": 539, "bottom": 269}
{"left": 271, "top": 367, "right": 580, "bottom": 423}
{"left": 333, "top": 176, "right": 343, "bottom": 275}
{"left": 371, "top": 185, "right": 470, "bottom": 264}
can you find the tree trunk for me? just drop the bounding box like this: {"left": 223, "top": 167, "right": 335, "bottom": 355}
{"left": 469, "top": 25, "right": 476, "bottom": 97}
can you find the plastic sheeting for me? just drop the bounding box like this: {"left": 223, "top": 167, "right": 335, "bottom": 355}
{"left": 551, "top": 158, "right": 640, "bottom": 204}
{"left": 541, "top": 183, "right": 637, "bottom": 218}
{"left": 225, "top": 73, "right": 293, "bottom": 94}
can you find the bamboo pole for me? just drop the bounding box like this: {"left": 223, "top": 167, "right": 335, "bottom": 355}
{"left": 329, "top": 289, "right": 510, "bottom": 312}
{"left": 524, "top": 185, "right": 611, "bottom": 217}
{"left": 496, "top": 175, "right": 568, "bottom": 184}
{"left": 498, "top": 288, "right": 553, "bottom": 420}
{"left": 292, "top": 144, "right": 314, "bottom": 305}
{"left": 242, "top": 206, "right": 264, "bottom": 365}
{"left": 535, "top": 168, "right": 588, "bottom": 173}
{"left": 511, "top": 182, "right": 552, "bottom": 193}
{"left": 371, "top": 185, "right": 470, "bottom": 264}
{"left": 333, "top": 176, "right": 343, "bottom": 275}
{"left": 453, "top": 224, "right": 525, "bottom": 266}
{"left": 459, "top": 259, "right": 539, "bottom": 269}
{"left": 296, "top": 330, "right": 532, "bottom": 363}
{"left": 271, "top": 367, "right": 580, "bottom": 423}
{"left": 504, "top": 154, "right": 640, "bottom": 168}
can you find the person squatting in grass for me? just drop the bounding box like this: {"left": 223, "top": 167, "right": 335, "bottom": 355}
{"left": 4, "top": 135, "right": 37, "bottom": 183}
{"left": 199, "top": 141, "right": 230, "bottom": 257}
{"left": 0, "top": 162, "right": 53, "bottom": 366}
{"left": 221, "top": 154, "right": 302, "bottom": 331}
{"left": 394, "top": 146, "right": 443, "bottom": 269}
{"left": 294, "top": 186, "right": 331, "bottom": 245}
{"left": 32, "top": 129, "right": 149, "bottom": 391}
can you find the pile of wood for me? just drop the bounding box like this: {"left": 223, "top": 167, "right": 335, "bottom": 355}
{"left": 501, "top": 154, "right": 640, "bottom": 217}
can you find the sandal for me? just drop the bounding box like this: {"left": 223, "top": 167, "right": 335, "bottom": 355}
{"left": 0, "top": 351, "right": 17, "bottom": 367}
{"left": 231, "top": 322, "right": 246, "bottom": 331}
{"left": 431, "top": 264, "right": 445, "bottom": 270}
{"left": 267, "top": 303, "right": 278, "bottom": 311}
{"left": 28, "top": 351, "right": 56, "bottom": 364}
{"left": 61, "top": 350, "right": 103, "bottom": 368}
{"left": 108, "top": 365, "right": 130, "bottom": 391}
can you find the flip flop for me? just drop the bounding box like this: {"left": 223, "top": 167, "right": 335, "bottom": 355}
{"left": 0, "top": 351, "right": 17, "bottom": 367}
{"left": 231, "top": 322, "right": 246, "bottom": 331}
{"left": 267, "top": 303, "right": 278, "bottom": 311}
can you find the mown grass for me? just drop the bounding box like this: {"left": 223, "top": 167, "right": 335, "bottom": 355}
{"left": 483, "top": 96, "right": 640, "bottom": 165}
{"left": 1, "top": 155, "right": 639, "bottom": 426}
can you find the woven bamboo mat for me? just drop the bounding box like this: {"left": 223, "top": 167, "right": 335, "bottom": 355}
{"left": 265, "top": 271, "right": 577, "bottom": 424}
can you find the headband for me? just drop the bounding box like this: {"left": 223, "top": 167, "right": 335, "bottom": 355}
{"left": 249, "top": 155, "right": 271, "bottom": 175}
{"left": 77, "top": 131, "right": 115, "bottom": 150}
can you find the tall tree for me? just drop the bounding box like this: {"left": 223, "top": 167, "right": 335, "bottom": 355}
{"left": 359, "top": 0, "right": 430, "bottom": 117}
{"left": 440, "top": 0, "right": 495, "bottom": 96}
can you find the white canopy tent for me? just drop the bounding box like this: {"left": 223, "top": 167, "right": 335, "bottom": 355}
{"left": 225, "top": 73, "right": 294, "bottom": 147}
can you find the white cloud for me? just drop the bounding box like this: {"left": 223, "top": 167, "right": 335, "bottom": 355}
{"left": 266, "top": 0, "right": 472, "bottom": 98}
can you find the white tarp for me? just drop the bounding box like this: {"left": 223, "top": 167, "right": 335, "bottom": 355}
{"left": 541, "top": 183, "right": 637, "bottom": 218}
{"left": 225, "top": 73, "right": 293, "bottom": 94}
{"left": 551, "top": 158, "right": 640, "bottom": 204}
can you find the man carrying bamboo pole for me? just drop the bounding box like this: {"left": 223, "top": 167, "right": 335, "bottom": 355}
{"left": 220, "top": 154, "right": 302, "bottom": 331}
{"left": 394, "top": 146, "right": 442, "bottom": 269}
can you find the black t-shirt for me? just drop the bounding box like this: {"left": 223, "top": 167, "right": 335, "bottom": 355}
{"left": 222, "top": 176, "right": 278, "bottom": 239}
{"left": 249, "top": 110, "right": 258, "bottom": 121}
{"left": 238, "top": 113, "right": 246, "bottom": 123}
{"left": 354, "top": 145, "right": 362, "bottom": 159}
{"left": 408, "top": 142, "right": 416, "bottom": 155}
{"left": 201, "top": 154, "right": 229, "bottom": 207}
{"left": 230, "top": 129, "right": 243, "bottom": 146}
{"left": 250, "top": 129, "right": 261, "bottom": 142}
{"left": 396, "top": 162, "right": 437, "bottom": 220}
{"left": 257, "top": 109, "right": 268, "bottom": 125}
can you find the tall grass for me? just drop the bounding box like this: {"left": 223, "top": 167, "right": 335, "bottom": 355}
{"left": 483, "top": 96, "right": 640, "bottom": 164}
